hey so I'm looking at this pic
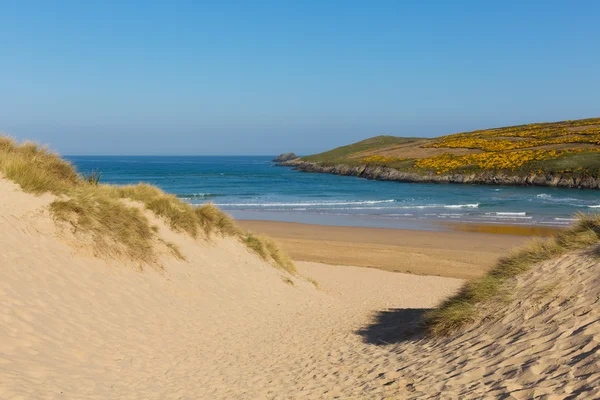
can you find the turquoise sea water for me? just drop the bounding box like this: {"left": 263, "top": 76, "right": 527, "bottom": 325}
{"left": 66, "top": 156, "right": 600, "bottom": 230}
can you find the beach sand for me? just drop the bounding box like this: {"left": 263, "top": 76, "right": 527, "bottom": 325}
{"left": 0, "top": 177, "right": 462, "bottom": 398}
{"left": 237, "top": 220, "right": 530, "bottom": 279}
{"left": 2, "top": 176, "right": 599, "bottom": 398}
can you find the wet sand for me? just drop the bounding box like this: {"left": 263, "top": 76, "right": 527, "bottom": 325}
{"left": 237, "top": 220, "right": 533, "bottom": 279}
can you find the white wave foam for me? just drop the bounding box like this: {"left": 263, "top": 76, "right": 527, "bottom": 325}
{"left": 215, "top": 199, "right": 396, "bottom": 207}
{"left": 588, "top": 205, "right": 600, "bottom": 208}
{"left": 480, "top": 214, "right": 532, "bottom": 220}
{"left": 217, "top": 201, "right": 480, "bottom": 210}
{"left": 537, "top": 194, "right": 584, "bottom": 204}
{"left": 179, "top": 193, "right": 214, "bottom": 200}
{"left": 442, "top": 203, "right": 479, "bottom": 209}
{"left": 386, "top": 203, "right": 479, "bottom": 210}
{"left": 488, "top": 212, "right": 527, "bottom": 216}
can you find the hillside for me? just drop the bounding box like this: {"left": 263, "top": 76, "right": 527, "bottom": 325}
{"left": 289, "top": 117, "right": 600, "bottom": 188}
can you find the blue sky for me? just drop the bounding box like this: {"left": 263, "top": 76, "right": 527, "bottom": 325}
{"left": 1, "top": 1, "right": 599, "bottom": 155}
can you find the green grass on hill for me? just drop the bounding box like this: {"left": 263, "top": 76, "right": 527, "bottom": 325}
{"left": 303, "top": 135, "right": 421, "bottom": 164}
{"left": 530, "top": 151, "right": 600, "bottom": 177}
{"left": 300, "top": 117, "right": 600, "bottom": 177}
{"left": 0, "top": 136, "right": 296, "bottom": 274}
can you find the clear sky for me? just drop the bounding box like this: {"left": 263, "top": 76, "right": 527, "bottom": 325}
{"left": 1, "top": 1, "right": 599, "bottom": 155}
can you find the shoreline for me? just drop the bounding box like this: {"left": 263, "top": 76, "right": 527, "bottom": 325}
{"left": 228, "top": 209, "right": 574, "bottom": 232}
{"left": 278, "top": 159, "right": 600, "bottom": 189}
{"left": 237, "top": 219, "right": 534, "bottom": 279}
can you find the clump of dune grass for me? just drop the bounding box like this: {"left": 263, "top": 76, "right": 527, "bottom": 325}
{"left": 264, "top": 237, "right": 296, "bottom": 274}
{"left": 244, "top": 233, "right": 269, "bottom": 259}
{"left": 82, "top": 169, "right": 102, "bottom": 185}
{"left": 0, "top": 136, "right": 295, "bottom": 273}
{"left": 244, "top": 233, "right": 297, "bottom": 274}
{"left": 281, "top": 276, "right": 295, "bottom": 286}
{"left": 425, "top": 213, "right": 600, "bottom": 336}
{"left": 49, "top": 187, "right": 156, "bottom": 263}
{"left": 105, "top": 184, "right": 241, "bottom": 239}
{"left": 306, "top": 277, "right": 319, "bottom": 289}
{"left": 0, "top": 137, "right": 79, "bottom": 194}
{"left": 109, "top": 184, "right": 201, "bottom": 237}
{"left": 158, "top": 238, "right": 186, "bottom": 261}
{"left": 195, "top": 203, "right": 240, "bottom": 236}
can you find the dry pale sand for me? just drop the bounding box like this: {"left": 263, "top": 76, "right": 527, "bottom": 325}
{"left": 237, "top": 220, "right": 528, "bottom": 279}
{"left": 2, "top": 177, "right": 599, "bottom": 399}
{"left": 0, "top": 178, "right": 461, "bottom": 399}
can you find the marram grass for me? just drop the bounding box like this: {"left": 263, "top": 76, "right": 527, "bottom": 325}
{"left": 0, "top": 136, "right": 296, "bottom": 274}
{"left": 425, "top": 212, "right": 600, "bottom": 336}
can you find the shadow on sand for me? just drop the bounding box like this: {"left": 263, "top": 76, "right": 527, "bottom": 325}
{"left": 356, "top": 308, "right": 429, "bottom": 345}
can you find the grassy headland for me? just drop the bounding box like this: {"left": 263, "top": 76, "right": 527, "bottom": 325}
{"left": 291, "top": 117, "right": 600, "bottom": 187}
{"left": 0, "top": 136, "right": 295, "bottom": 273}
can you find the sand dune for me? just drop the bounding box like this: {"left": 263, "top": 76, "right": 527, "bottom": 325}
{"left": 385, "top": 251, "right": 600, "bottom": 398}
{"left": 1, "top": 177, "right": 599, "bottom": 399}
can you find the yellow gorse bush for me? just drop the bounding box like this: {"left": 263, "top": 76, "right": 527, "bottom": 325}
{"left": 410, "top": 118, "right": 600, "bottom": 174}
{"left": 424, "top": 118, "right": 600, "bottom": 151}
{"left": 415, "top": 149, "right": 600, "bottom": 174}
{"left": 361, "top": 155, "right": 407, "bottom": 165}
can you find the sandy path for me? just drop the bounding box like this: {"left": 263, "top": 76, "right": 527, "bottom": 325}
{"left": 0, "top": 251, "right": 461, "bottom": 399}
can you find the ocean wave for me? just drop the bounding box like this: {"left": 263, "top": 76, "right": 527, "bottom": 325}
{"left": 479, "top": 215, "right": 533, "bottom": 220}
{"left": 536, "top": 193, "right": 585, "bottom": 204}
{"left": 214, "top": 199, "right": 396, "bottom": 207}
{"left": 326, "top": 204, "right": 480, "bottom": 210}
{"left": 486, "top": 212, "right": 527, "bottom": 216}
{"left": 325, "top": 203, "right": 480, "bottom": 210}
{"left": 441, "top": 203, "right": 479, "bottom": 209}
{"left": 589, "top": 205, "right": 600, "bottom": 208}
{"left": 177, "top": 193, "right": 220, "bottom": 200}
{"left": 217, "top": 201, "right": 481, "bottom": 210}
{"left": 394, "top": 203, "right": 479, "bottom": 209}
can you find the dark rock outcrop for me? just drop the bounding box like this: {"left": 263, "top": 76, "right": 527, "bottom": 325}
{"left": 272, "top": 153, "right": 299, "bottom": 163}
{"left": 278, "top": 159, "right": 600, "bottom": 189}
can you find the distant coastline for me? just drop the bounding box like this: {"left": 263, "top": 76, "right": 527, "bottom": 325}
{"left": 275, "top": 117, "right": 600, "bottom": 190}
{"left": 277, "top": 158, "right": 600, "bottom": 189}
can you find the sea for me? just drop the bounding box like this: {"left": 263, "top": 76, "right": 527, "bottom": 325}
{"left": 66, "top": 156, "right": 600, "bottom": 231}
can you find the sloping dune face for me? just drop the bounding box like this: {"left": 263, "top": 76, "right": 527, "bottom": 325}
{"left": 390, "top": 252, "right": 600, "bottom": 398}
{"left": 0, "top": 178, "right": 305, "bottom": 397}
